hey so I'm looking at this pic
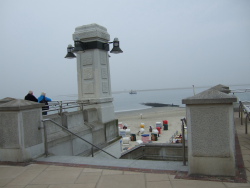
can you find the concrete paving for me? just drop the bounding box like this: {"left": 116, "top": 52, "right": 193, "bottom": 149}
{"left": 0, "top": 113, "right": 250, "bottom": 188}
{"left": 35, "top": 156, "right": 188, "bottom": 172}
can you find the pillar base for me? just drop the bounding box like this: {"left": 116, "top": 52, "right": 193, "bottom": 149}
{"left": 189, "top": 156, "right": 235, "bottom": 176}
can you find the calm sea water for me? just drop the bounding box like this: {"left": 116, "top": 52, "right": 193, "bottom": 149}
{"left": 113, "top": 88, "right": 198, "bottom": 112}
{"left": 53, "top": 85, "right": 250, "bottom": 113}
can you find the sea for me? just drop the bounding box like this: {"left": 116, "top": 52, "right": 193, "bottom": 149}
{"left": 53, "top": 85, "right": 250, "bottom": 113}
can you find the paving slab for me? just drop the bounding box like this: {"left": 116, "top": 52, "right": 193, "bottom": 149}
{"left": 35, "top": 155, "right": 188, "bottom": 172}
{"left": 96, "top": 174, "right": 145, "bottom": 188}
{"left": 171, "top": 180, "right": 227, "bottom": 188}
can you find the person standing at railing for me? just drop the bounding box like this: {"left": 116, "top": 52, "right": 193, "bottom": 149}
{"left": 38, "top": 92, "right": 52, "bottom": 115}
{"left": 24, "top": 90, "right": 38, "bottom": 102}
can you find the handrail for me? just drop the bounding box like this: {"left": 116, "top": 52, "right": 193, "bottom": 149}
{"left": 41, "top": 118, "right": 117, "bottom": 159}
{"left": 181, "top": 118, "right": 187, "bottom": 166}
{"left": 41, "top": 99, "right": 108, "bottom": 115}
{"left": 41, "top": 100, "right": 89, "bottom": 114}
{"left": 42, "top": 100, "right": 81, "bottom": 115}
{"left": 239, "top": 101, "right": 250, "bottom": 134}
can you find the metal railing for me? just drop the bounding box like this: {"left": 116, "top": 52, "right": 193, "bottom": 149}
{"left": 41, "top": 99, "right": 112, "bottom": 115}
{"left": 40, "top": 118, "right": 117, "bottom": 159}
{"left": 181, "top": 118, "right": 187, "bottom": 166}
{"left": 41, "top": 100, "right": 81, "bottom": 115}
{"left": 239, "top": 101, "right": 250, "bottom": 134}
{"left": 167, "top": 118, "right": 187, "bottom": 165}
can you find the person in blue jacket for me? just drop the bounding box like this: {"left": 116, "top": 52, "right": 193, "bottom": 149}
{"left": 38, "top": 92, "right": 52, "bottom": 115}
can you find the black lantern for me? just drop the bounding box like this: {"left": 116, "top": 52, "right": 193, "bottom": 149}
{"left": 110, "top": 38, "right": 123, "bottom": 54}
{"left": 64, "top": 45, "right": 76, "bottom": 59}
{"left": 65, "top": 38, "right": 123, "bottom": 59}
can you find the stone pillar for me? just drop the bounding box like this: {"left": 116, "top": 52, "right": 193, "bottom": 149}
{"left": 72, "top": 23, "right": 115, "bottom": 123}
{"left": 0, "top": 99, "right": 44, "bottom": 162}
{"left": 182, "top": 88, "right": 237, "bottom": 176}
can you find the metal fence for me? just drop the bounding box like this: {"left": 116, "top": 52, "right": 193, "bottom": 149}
{"left": 239, "top": 101, "right": 250, "bottom": 134}
{"left": 41, "top": 100, "right": 92, "bottom": 115}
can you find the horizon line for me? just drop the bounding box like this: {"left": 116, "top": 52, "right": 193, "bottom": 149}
{"left": 112, "top": 84, "right": 250, "bottom": 94}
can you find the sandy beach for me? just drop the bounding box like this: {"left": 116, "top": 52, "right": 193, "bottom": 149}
{"left": 115, "top": 107, "right": 186, "bottom": 149}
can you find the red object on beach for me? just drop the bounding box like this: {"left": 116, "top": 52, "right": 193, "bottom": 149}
{"left": 163, "top": 120, "right": 168, "bottom": 124}
{"left": 119, "top": 124, "right": 123, "bottom": 129}
{"left": 156, "top": 127, "right": 161, "bottom": 134}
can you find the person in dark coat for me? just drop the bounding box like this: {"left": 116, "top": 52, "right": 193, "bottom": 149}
{"left": 24, "top": 91, "right": 38, "bottom": 102}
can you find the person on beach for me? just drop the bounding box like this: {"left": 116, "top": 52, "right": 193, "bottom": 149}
{"left": 38, "top": 92, "right": 52, "bottom": 115}
{"left": 149, "top": 126, "right": 152, "bottom": 132}
{"left": 24, "top": 90, "right": 38, "bottom": 102}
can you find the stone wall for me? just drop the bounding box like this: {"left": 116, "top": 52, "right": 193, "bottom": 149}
{"left": 44, "top": 110, "right": 119, "bottom": 157}
{"left": 0, "top": 98, "right": 120, "bottom": 161}
{"left": 0, "top": 99, "right": 44, "bottom": 162}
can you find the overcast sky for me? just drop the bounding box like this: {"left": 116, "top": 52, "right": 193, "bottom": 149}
{"left": 1, "top": 0, "right": 249, "bottom": 99}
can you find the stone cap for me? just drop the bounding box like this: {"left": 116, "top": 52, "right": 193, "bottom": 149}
{"left": 0, "top": 99, "right": 44, "bottom": 111}
{"left": 0, "top": 97, "right": 16, "bottom": 104}
{"left": 182, "top": 89, "right": 237, "bottom": 105}
{"left": 210, "top": 84, "right": 230, "bottom": 94}
{"left": 73, "top": 23, "right": 110, "bottom": 42}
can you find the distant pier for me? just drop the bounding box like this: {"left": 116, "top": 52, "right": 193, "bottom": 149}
{"left": 142, "top": 103, "right": 179, "bottom": 107}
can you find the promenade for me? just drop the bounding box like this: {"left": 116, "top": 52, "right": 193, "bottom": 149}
{"left": 0, "top": 112, "right": 250, "bottom": 188}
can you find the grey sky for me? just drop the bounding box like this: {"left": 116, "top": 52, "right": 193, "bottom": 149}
{"left": 0, "top": 0, "right": 249, "bottom": 99}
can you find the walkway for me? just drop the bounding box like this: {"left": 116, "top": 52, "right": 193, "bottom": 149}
{"left": 0, "top": 113, "right": 250, "bottom": 188}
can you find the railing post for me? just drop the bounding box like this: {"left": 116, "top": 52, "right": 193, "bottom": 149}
{"left": 246, "top": 114, "right": 248, "bottom": 134}
{"left": 241, "top": 103, "right": 244, "bottom": 125}
{"left": 42, "top": 121, "right": 49, "bottom": 157}
{"left": 239, "top": 102, "right": 241, "bottom": 118}
{"left": 59, "top": 101, "right": 63, "bottom": 115}
{"left": 91, "top": 146, "right": 94, "bottom": 157}
{"left": 181, "top": 118, "right": 186, "bottom": 166}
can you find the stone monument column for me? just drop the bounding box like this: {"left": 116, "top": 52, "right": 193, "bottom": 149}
{"left": 182, "top": 88, "right": 237, "bottom": 176}
{"left": 72, "top": 24, "right": 115, "bottom": 123}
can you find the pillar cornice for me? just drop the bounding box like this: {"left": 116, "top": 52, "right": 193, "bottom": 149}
{"left": 73, "top": 23, "right": 110, "bottom": 42}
